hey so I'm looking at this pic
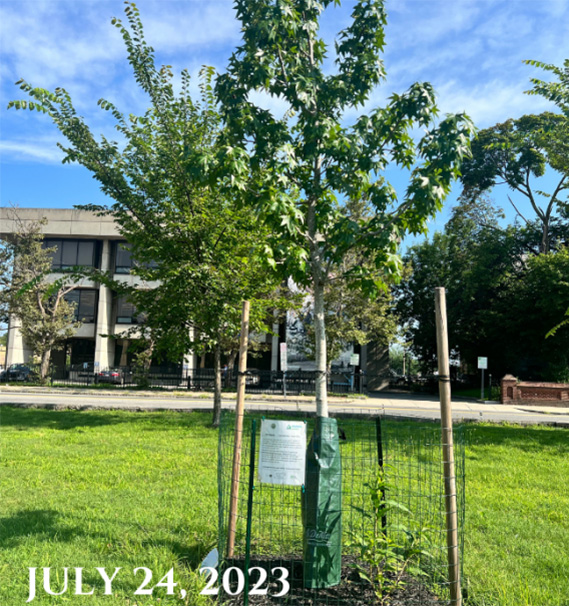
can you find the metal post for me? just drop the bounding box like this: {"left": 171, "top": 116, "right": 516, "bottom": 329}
{"left": 489, "top": 373, "right": 492, "bottom": 400}
{"left": 434, "top": 287, "right": 462, "bottom": 606}
{"left": 283, "top": 371, "right": 287, "bottom": 397}
{"left": 480, "top": 368, "right": 485, "bottom": 401}
{"left": 243, "top": 419, "right": 257, "bottom": 606}
{"left": 375, "top": 417, "right": 387, "bottom": 534}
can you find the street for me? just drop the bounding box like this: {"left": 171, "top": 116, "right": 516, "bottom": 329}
{"left": 1, "top": 387, "right": 568, "bottom": 426}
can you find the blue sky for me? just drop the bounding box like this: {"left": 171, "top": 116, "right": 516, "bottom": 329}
{"left": 1, "top": 0, "right": 567, "bottom": 243}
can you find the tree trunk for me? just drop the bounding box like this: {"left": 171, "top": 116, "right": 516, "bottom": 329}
{"left": 541, "top": 221, "right": 550, "bottom": 254}
{"left": 212, "top": 343, "right": 222, "bottom": 427}
{"left": 313, "top": 279, "right": 328, "bottom": 418}
{"left": 40, "top": 349, "right": 51, "bottom": 384}
{"left": 227, "top": 349, "right": 238, "bottom": 388}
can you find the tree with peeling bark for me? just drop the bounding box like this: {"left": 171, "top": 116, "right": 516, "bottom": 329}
{"left": 216, "top": 0, "right": 474, "bottom": 418}
{"left": 0, "top": 214, "right": 79, "bottom": 381}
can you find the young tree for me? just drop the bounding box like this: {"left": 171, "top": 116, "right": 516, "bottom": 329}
{"left": 8, "top": 4, "right": 283, "bottom": 424}
{"left": 216, "top": 0, "right": 473, "bottom": 417}
{"left": 0, "top": 214, "right": 79, "bottom": 381}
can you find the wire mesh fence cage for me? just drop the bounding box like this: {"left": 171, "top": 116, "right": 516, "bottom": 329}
{"left": 218, "top": 411, "right": 466, "bottom": 606}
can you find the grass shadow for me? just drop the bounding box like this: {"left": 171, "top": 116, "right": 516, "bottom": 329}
{"left": 0, "top": 509, "right": 78, "bottom": 549}
{"left": 468, "top": 423, "right": 569, "bottom": 453}
{"left": 0, "top": 406, "right": 130, "bottom": 430}
{"left": 0, "top": 405, "right": 217, "bottom": 433}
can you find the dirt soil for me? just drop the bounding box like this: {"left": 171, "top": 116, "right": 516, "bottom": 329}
{"left": 221, "top": 556, "right": 443, "bottom": 605}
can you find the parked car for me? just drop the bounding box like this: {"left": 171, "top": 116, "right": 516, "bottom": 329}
{"left": 95, "top": 368, "right": 132, "bottom": 386}
{"left": 0, "top": 363, "right": 38, "bottom": 382}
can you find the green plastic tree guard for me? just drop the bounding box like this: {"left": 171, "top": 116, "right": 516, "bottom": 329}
{"left": 302, "top": 417, "right": 342, "bottom": 588}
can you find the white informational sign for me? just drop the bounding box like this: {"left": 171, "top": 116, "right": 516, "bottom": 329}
{"left": 280, "top": 342, "right": 288, "bottom": 372}
{"left": 350, "top": 353, "right": 360, "bottom": 366}
{"left": 477, "top": 357, "right": 488, "bottom": 370}
{"left": 258, "top": 419, "right": 306, "bottom": 486}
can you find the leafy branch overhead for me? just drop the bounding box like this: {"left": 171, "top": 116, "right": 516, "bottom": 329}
{"left": 524, "top": 58, "right": 569, "bottom": 337}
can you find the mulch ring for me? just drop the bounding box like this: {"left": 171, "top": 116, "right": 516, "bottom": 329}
{"left": 221, "top": 556, "right": 443, "bottom": 605}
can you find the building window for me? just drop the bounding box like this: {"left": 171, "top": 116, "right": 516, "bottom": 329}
{"left": 64, "top": 289, "right": 97, "bottom": 323}
{"left": 116, "top": 296, "right": 145, "bottom": 324}
{"left": 115, "top": 242, "right": 133, "bottom": 274}
{"left": 43, "top": 239, "right": 97, "bottom": 270}
{"left": 114, "top": 242, "right": 158, "bottom": 274}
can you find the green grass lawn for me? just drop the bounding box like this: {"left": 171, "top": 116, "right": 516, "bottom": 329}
{"left": 0, "top": 407, "right": 218, "bottom": 606}
{"left": 1, "top": 406, "right": 568, "bottom": 606}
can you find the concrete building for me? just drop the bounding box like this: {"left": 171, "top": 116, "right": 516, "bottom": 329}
{"left": 0, "top": 207, "right": 190, "bottom": 371}
{"left": 1, "top": 208, "right": 386, "bottom": 384}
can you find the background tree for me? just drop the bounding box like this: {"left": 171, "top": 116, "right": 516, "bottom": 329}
{"left": 0, "top": 214, "right": 79, "bottom": 381}
{"left": 216, "top": 0, "right": 473, "bottom": 417}
{"left": 460, "top": 112, "right": 568, "bottom": 253}
{"left": 296, "top": 256, "right": 398, "bottom": 372}
{"left": 9, "top": 4, "right": 284, "bottom": 425}
{"left": 525, "top": 58, "right": 569, "bottom": 338}
{"left": 397, "top": 196, "right": 569, "bottom": 381}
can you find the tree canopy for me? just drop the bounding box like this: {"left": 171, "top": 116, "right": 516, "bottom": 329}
{"left": 525, "top": 58, "right": 569, "bottom": 338}
{"left": 216, "top": 0, "right": 473, "bottom": 415}
{"left": 397, "top": 196, "right": 569, "bottom": 381}
{"left": 460, "top": 112, "right": 568, "bottom": 253}
{"left": 8, "top": 3, "right": 284, "bottom": 424}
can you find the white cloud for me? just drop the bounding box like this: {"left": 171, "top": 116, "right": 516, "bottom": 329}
{"left": 248, "top": 89, "right": 292, "bottom": 121}
{"left": 0, "top": 139, "right": 65, "bottom": 164}
{"left": 142, "top": 2, "right": 240, "bottom": 51}
{"left": 0, "top": 2, "right": 124, "bottom": 90}
{"left": 437, "top": 79, "right": 557, "bottom": 127}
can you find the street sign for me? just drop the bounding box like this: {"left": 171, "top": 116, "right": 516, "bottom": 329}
{"left": 258, "top": 419, "right": 306, "bottom": 486}
{"left": 477, "top": 357, "right": 488, "bottom": 370}
{"left": 350, "top": 353, "right": 360, "bottom": 366}
{"left": 280, "top": 342, "right": 288, "bottom": 372}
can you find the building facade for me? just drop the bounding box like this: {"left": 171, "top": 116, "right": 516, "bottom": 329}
{"left": 1, "top": 208, "right": 385, "bottom": 384}
{"left": 0, "top": 208, "right": 192, "bottom": 371}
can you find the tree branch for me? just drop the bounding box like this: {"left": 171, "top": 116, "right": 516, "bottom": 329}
{"left": 507, "top": 195, "right": 530, "bottom": 225}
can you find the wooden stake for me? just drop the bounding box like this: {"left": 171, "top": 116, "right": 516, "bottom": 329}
{"left": 434, "top": 287, "right": 462, "bottom": 606}
{"left": 227, "top": 300, "right": 250, "bottom": 558}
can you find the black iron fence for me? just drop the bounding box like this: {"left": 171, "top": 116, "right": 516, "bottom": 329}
{"left": 2, "top": 361, "right": 495, "bottom": 397}
{"left": 1, "top": 363, "right": 370, "bottom": 394}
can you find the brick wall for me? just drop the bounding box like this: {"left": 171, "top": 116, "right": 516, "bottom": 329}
{"left": 501, "top": 374, "right": 569, "bottom": 406}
